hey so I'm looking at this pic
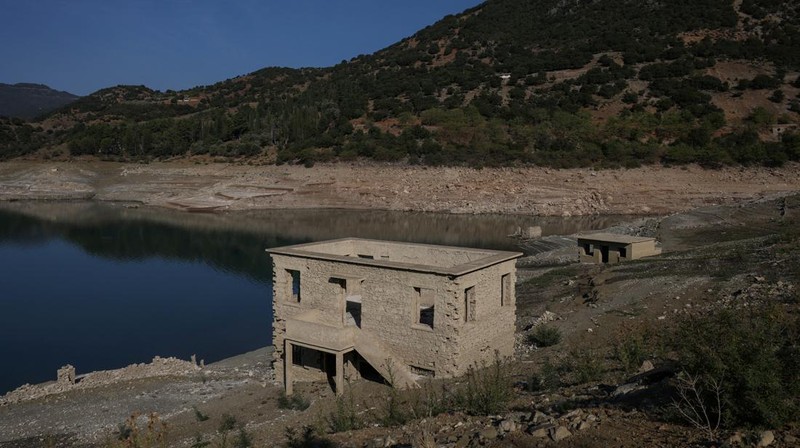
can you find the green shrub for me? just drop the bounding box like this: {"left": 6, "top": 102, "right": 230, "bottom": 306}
{"left": 326, "top": 391, "right": 362, "bottom": 433}
{"left": 216, "top": 414, "right": 238, "bottom": 448}
{"left": 233, "top": 428, "right": 252, "bottom": 448}
{"left": 525, "top": 358, "right": 560, "bottom": 392}
{"left": 192, "top": 406, "right": 209, "bottom": 422}
{"left": 409, "top": 381, "right": 448, "bottom": 418}
{"left": 614, "top": 334, "right": 648, "bottom": 373}
{"left": 277, "top": 393, "right": 310, "bottom": 411}
{"left": 106, "top": 413, "right": 167, "bottom": 448}
{"left": 527, "top": 326, "right": 562, "bottom": 347}
{"left": 569, "top": 350, "right": 605, "bottom": 384}
{"left": 379, "top": 366, "right": 409, "bottom": 426}
{"left": 671, "top": 306, "right": 800, "bottom": 428}
{"left": 453, "top": 353, "right": 511, "bottom": 415}
{"left": 285, "top": 426, "right": 337, "bottom": 448}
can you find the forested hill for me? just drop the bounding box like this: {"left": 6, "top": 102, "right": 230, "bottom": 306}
{"left": 2, "top": 0, "right": 799, "bottom": 167}
{"left": 0, "top": 83, "right": 79, "bottom": 120}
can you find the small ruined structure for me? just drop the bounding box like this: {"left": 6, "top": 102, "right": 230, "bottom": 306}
{"left": 577, "top": 233, "right": 661, "bottom": 264}
{"left": 57, "top": 365, "right": 76, "bottom": 385}
{"left": 770, "top": 123, "right": 798, "bottom": 140}
{"left": 268, "top": 238, "right": 522, "bottom": 395}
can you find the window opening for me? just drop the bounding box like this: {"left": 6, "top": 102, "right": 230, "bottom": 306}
{"left": 287, "top": 269, "right": 301, "bottom": 302}
{"left": 292, "top": 344, "right": 303, "bottom": 366}
{"left": 501, "top": 274, "right": 511, "bottom": 306}
{"left": 464, "top": 286, "right": 476, "bottom": 322}
{"left": 414, "top": 287, "right": 435, "bottom": 328}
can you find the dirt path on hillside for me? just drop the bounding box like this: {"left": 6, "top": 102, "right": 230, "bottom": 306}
{"left": 0, "top": 161, "right": 798, "bottom": 216}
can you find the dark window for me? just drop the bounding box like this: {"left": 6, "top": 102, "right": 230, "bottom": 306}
{"left": 465, "top": 286, "right": 476, "bottom": 322}
{"left": 414, "top": 287, "right": 435, "bottom": 329}
{"left": 287, "top": 269, "right": 301, "bottom": 302}
{"left": 292, "top": 344, "right": 302, "bottom": 365}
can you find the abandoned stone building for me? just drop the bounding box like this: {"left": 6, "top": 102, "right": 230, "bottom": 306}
{"left": 268, "top": 238, "right": 522, "bottom": 394}
{"left": 577, "top": 233, "right": 661, "bottom": 264}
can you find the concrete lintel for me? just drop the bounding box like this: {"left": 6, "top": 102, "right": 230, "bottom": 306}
{"left": 285, "top": 339, "right": 354, "bottom": 356}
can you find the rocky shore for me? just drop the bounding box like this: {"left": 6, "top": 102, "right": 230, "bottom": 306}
{"left": 1, "top": 160, "right": 799, "bottom": 216}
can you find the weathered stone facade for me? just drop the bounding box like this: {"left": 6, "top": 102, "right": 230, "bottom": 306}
{"left": 268, "top": 238, "right": 522, "bottom": 394}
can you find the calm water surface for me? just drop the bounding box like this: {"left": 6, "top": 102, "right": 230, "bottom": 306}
{"left": 0, "top": 202, "right": 631, "bottom": 394}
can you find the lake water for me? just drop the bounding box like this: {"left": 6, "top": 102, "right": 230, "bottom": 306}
{"left": 0, "top": 202, "right": 630, "bottom": 394}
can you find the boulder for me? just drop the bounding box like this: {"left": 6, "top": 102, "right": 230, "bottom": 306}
{"left": 499, "top": 419, "right": 518, "bottom": 433}
{"left": 527, "top": 423, "right": 554, "bottom": 438}
{"left": 550, "top": 426, "right": 572, "bottom": 442}
{"left": 757, "top": 430, "right": 775, "bottom": 447}
{"left": 727, "top": 432, "right": 743, "bottom": 445}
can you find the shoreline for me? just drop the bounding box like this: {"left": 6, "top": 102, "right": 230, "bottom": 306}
{"left": 1, "top": 160, "right": 799, "bottom": 216}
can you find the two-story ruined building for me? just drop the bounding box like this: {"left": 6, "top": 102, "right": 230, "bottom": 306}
{"left": 268, "top": 238, "right": 522, "bottom": 394}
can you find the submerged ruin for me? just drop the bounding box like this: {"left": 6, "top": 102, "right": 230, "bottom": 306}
{"left": 268, "top": 238, "right": 522, "bottom": 394}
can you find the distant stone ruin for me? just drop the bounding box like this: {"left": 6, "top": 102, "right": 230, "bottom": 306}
{"left": 56, "top": 365, "right": 76, "bottom": 385}
{"left": 577, "top": 233, "right": 662, "bottom": 264}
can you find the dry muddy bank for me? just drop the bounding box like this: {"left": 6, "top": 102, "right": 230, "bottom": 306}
{"left": 1, "top": 161, "right": 798, "bottom": 216}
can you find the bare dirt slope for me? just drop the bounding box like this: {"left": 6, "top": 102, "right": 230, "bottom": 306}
{"left": 0, "top": 161, "right": 798, "bottom": 216}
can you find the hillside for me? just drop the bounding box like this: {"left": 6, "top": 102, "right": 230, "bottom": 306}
{"left": 2, "top": 0, "right": 800, "bottom": 167}
{"left": 0, "top": 83, "right": 79, "bottom": 120}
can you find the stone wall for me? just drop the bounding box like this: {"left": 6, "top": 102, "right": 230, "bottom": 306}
{"left": 272, "top": 247, "right": 518, "bottom": 383}
{"left": 450, "top": 260, "right": 517, "bottom": 373}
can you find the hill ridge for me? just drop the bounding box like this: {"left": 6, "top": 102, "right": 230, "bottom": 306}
{"left": 0, "top": 83, "right": 79, "bottom": 120}
{"left": 2, "top": 0, "right": 799, "bottom": 167}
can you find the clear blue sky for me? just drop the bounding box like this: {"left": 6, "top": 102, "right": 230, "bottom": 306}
{"left": 0, "top": 1, "right": 484, "bottom": 96}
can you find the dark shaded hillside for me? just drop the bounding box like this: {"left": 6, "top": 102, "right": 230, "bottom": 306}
{"left": 0, "top": 83, "right": 79, "bottom": 120}
{"left": 3, "top": 0, "right": 800, "bottom": 167}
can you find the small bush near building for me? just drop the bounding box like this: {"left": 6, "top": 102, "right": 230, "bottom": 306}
{"left": 453, "top": 353, "right": 512, "bottom": 415}
{"left": 670, "top": 306, "right": 800, "bottom": 428}
{"left": 569, "top": 349, "right": 605, "bottom": 384}
{"left": 327, "top": 391, "right": 362, "bottom": 433}
{"left": 527, "top": 326, "right": 562, "bottom": 347}
{"left": 278, "top": 393, "right": 311, "bottom": 411}
{"left": 525, "top": 358, "right": 560, "bottom": 392}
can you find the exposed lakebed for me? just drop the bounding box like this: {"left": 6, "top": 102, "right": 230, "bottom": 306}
{"left": 0, "top": 201, "right": 630, "bottom": 394}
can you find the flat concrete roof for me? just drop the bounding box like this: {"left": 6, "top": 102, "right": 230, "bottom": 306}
{"left": 267, "top": 238, "right": 522, "bottom": 277}
{"left": 576, "top": 233, "right": 656, "bottom": 244}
